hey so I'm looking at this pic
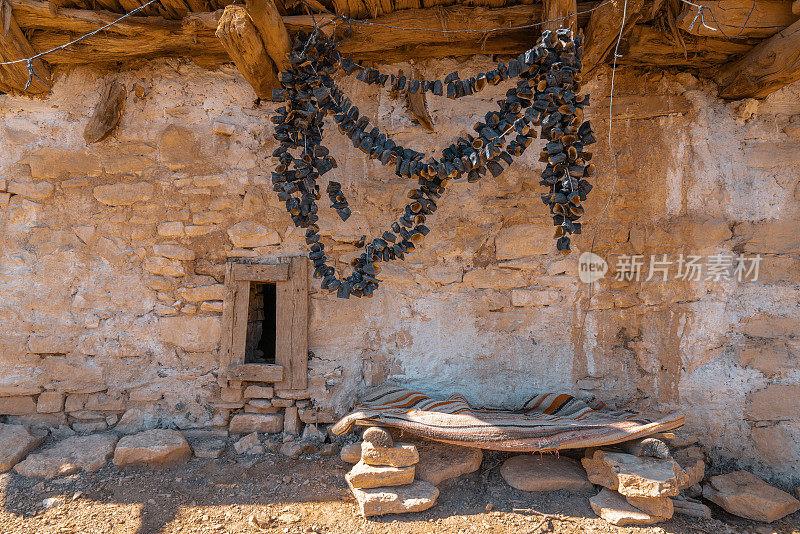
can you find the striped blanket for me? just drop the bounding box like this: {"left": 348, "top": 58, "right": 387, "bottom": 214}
{"left": 331, "top": 385, "right": 684, "bottom": 451}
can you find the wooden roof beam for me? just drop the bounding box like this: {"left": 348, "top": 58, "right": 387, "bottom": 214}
{"left": 715, "top": 18, "right": 800, "bottom": 99}
{"left": 542, "top": 0, "right": 577, "bottom": 34}
{"left": 676, "top": 0, "right": 798, "bottom": 40}
{"left": 582, "top": 0, "right": 646, "bottom": 75}
{"left": 0, "top": 8, "right": 51, "bottom": 94}
{"left": 246, "top": 0, "right": 292, "bottom": 71}
{"left": 215, "top": 4, "right": 279, "bottom": 99}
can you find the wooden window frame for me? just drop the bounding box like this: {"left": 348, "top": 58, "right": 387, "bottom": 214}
{"left": 219, "top": 256, "right": 308, "bottom": 390}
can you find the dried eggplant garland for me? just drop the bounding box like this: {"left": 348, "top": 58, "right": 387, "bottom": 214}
{"left": 271, "top": 28, "right": 595, "bottom": 298}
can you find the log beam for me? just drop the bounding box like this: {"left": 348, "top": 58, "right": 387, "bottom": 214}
{"left": 582, "top": 0, "right": 646, "bottom": 75}
{"left": 7, "top": 0, "right": 763, "bottom": 71}
{"left": 543, "top": 0, "right": 577, "bottom": 34}
{"left": 676, "top": 0, "right": 798, "bottom": 39}
{"left": 715, "top": 18, "right": 800, "bottom": 99}
{"left": 246, "top": 0, "right": 291, "bottom": 72}
{"left": 619, "top": 25, "right": 756, "bottom": 68}
{"left": 215, "top": 4, "right": 279, "bottom": 99}
{"left": 0, "top": 7, "right": 51, "bottom": 94}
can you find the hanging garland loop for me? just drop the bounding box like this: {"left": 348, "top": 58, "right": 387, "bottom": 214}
{"left": 270, "top": 28, "right": 595, "bottom": 299}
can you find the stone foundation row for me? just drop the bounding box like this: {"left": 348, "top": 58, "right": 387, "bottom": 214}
{"left": 0, "top": 421, "right": 339, "bottom": 480}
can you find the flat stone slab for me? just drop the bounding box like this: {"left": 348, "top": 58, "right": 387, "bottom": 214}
{"left": 346, "top": 460, "right": 415, "bottom": 489}
{"left": 0, "top": 423, "right": 44, "bottom": 472}
{"left": 626, "top": 494, "right": 674, "bottom": 519}
{"left": 229, "top": 414, "right": 283, "bottom": 434}
{"left": 113, "top": 429, "right": 191, "bottom": 467}
{"left": 348, "top": 479, "right": 439, "bottom": 517}
{"left": 703, "top": 470, "right": 800, "bottom": 523}
{"left": 14, "top": 434, "right": 118, "bottom": 479}
{"left": 581, "top": 450, "right": 683, "bottom": 497}
{"left": 501, "top": 454, "right": 593, "bottom": 492}
{"left": 191, "top": 438, "right": 226, "bottom": 459}
{"left": 589, "top": 488, "right": 668, "bottom": 526}
{"left": 361, "top": 442, "right": 419, "bottom": 468}
{"left": 412, "top": 439, "right": 483, "bottom": 486}
{"left": 340, "top": 442, "right": 362, "bottom": 464}
{"left": 672, "top": 446, "right": 705, "bottom": 489}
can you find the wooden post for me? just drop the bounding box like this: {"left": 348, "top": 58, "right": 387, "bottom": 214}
{"left": 715, "top": 18, "right": 800, "bottom": 99}
{"left": 0, "top": 7, "right": 51, "bottom": 94}
{"left": 215, "top": 4, "right": 279, "bottom": 99}
{"left": 582, "top": 0, "right": 645, "bottom": 75}
{"left": 275, "top": 256, "right": 308, "bottom": 391}
{"left": 542, "top": 0, "right": 577, "bottom": 34}
{"left": 676, "top": 0, "right": 799, "bottom": 39}
{"left": 246, "top": 0, "right": 292, "bottom": 72}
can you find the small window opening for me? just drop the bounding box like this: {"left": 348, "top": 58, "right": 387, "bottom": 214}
{"left": 245, "top": 282, "right": 277, "bottom": 364}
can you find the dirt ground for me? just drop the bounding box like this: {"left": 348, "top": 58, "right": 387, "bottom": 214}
{"left": 1, "top": 447, "right": 799, "bottom": 534}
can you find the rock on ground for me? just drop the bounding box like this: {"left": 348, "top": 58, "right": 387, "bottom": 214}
{"left": 672, "top": 446, "right": 705, "bottom": 488}
{"left": 13, "top": 434, "right": 118, "bottom": 479}
{"left": 113, "top": 429, "right": 191, "bottom": 467}
{"left": 361, "top": 442, "right": 419, "bottom": 468}
{"left": 0, "top": 423, "right": 45, "bottom": 472}
{"left": 191, "top": 439, "right": 226, "bottom": 459}
{"left": 671, "top": 496, "right": 712, "bottom": 519}
{"left": 581, "top": 450, "right": 683, "bottom": 497}
{"left": 348, "top": 480, "right": 439, "bottom": 517}
{"left": 412, "top": 439, "right": 483, "bottom": 486}
{"left": 345, "top": 461, "right": 415, "bottom": 489}
{"left": 702, "top": 470, "right": 800, "bottom": 522}
{"left": 234, "top": 433, "right": 264, "bottom": 455}
{"left": 625, "top": 494, "right": 674, "bottom": 519}
{"left": 340, "top": 442, "right": 362, "bottom": 464}
{"left": 500, "top": 454, "right": 593, "bottom": 492}
{"left": 589, "top": 488, "right": 668, "bottom": 526}
{"left": 362, "top": 427, "right": 393, "bottom": 447}
{"left": 229, "top": 414, "right": 283, "bottom": 434}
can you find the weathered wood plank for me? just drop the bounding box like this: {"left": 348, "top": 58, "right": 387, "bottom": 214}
{"left": 246, "top": 0, "right": 291, "bottom": 71}
{"left": 543, "top": 0, "right": 577, "bottom": 33}
{"left": 619, "top": 25, "right": 756, "bottom": 68}
{"left": 231, "top": 263, "right": 290, "bottom": 281}
{"left": 227, "top": 363, "right": 284, "bottom": 382}
{"left": 289, "top": 255, "right": 308, "bottom": 390}
{"left": 676, "top": 0, "right": 798, "bottom": 39}
{"left": 219, "top": 261, "right": 238, "bottom": 386}
{"left": 230, "top": 278, "right": 251, "bottom": 369}
{"left": 583, "top": 0, "right": 646, "bottom": 75}
{"left": 83, "top": 80, "right": 126, "bottom": 144}
{"left": 715, "top": 18, "right": 800, "bottom": 99}
{"left": 275, "top": 256, "right": 308, "bottom": 390}
{"left": 216, "top": 4, "right": 279, "bottom": 99}
{"left": 0, "top": 7, "right": 51, "bottom": 94}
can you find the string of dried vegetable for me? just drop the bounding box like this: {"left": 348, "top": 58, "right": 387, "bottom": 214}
{"left": 270, "top": 28, "right": 595, "bottom": 298}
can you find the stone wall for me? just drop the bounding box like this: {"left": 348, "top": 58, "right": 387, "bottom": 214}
{"left": 0, "top": 58, "right": 798, "bottom": 481}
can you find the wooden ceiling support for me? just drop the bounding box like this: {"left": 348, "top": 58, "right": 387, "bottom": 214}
{"left": 542, "top": 0, "right": 577, "bottom": 34}
{"left": 676, "top": 0, "right": 798, "bottom": 39}
{"left": 715, "top": 18, "right": 800, "bottom": 99}
{"left": 0, "top": 7, "right": 51, "bottom": 94}
{"left": 620, "top": 25, "right": 756, "bottom": 68}
{"left": 582, "top": 0, "right": 645, "bottom": 75}
{"left": 245, "top": 0, "right": 292, "bottom": 72}
{"left": 215, "top": 4, "right": 279, "bottom": 99}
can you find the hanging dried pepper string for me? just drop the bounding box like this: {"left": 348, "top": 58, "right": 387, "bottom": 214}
{"left": 270, "top": 29, "right": 594, "bottom": 298}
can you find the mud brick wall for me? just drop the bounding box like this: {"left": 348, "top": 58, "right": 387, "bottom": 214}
{"left": 0, "top": 60, "right": 799, "bottom": 480}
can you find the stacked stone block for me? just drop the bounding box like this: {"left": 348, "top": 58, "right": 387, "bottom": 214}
{"left": 345, "top": 427, "right": 439, "bottom": 517}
